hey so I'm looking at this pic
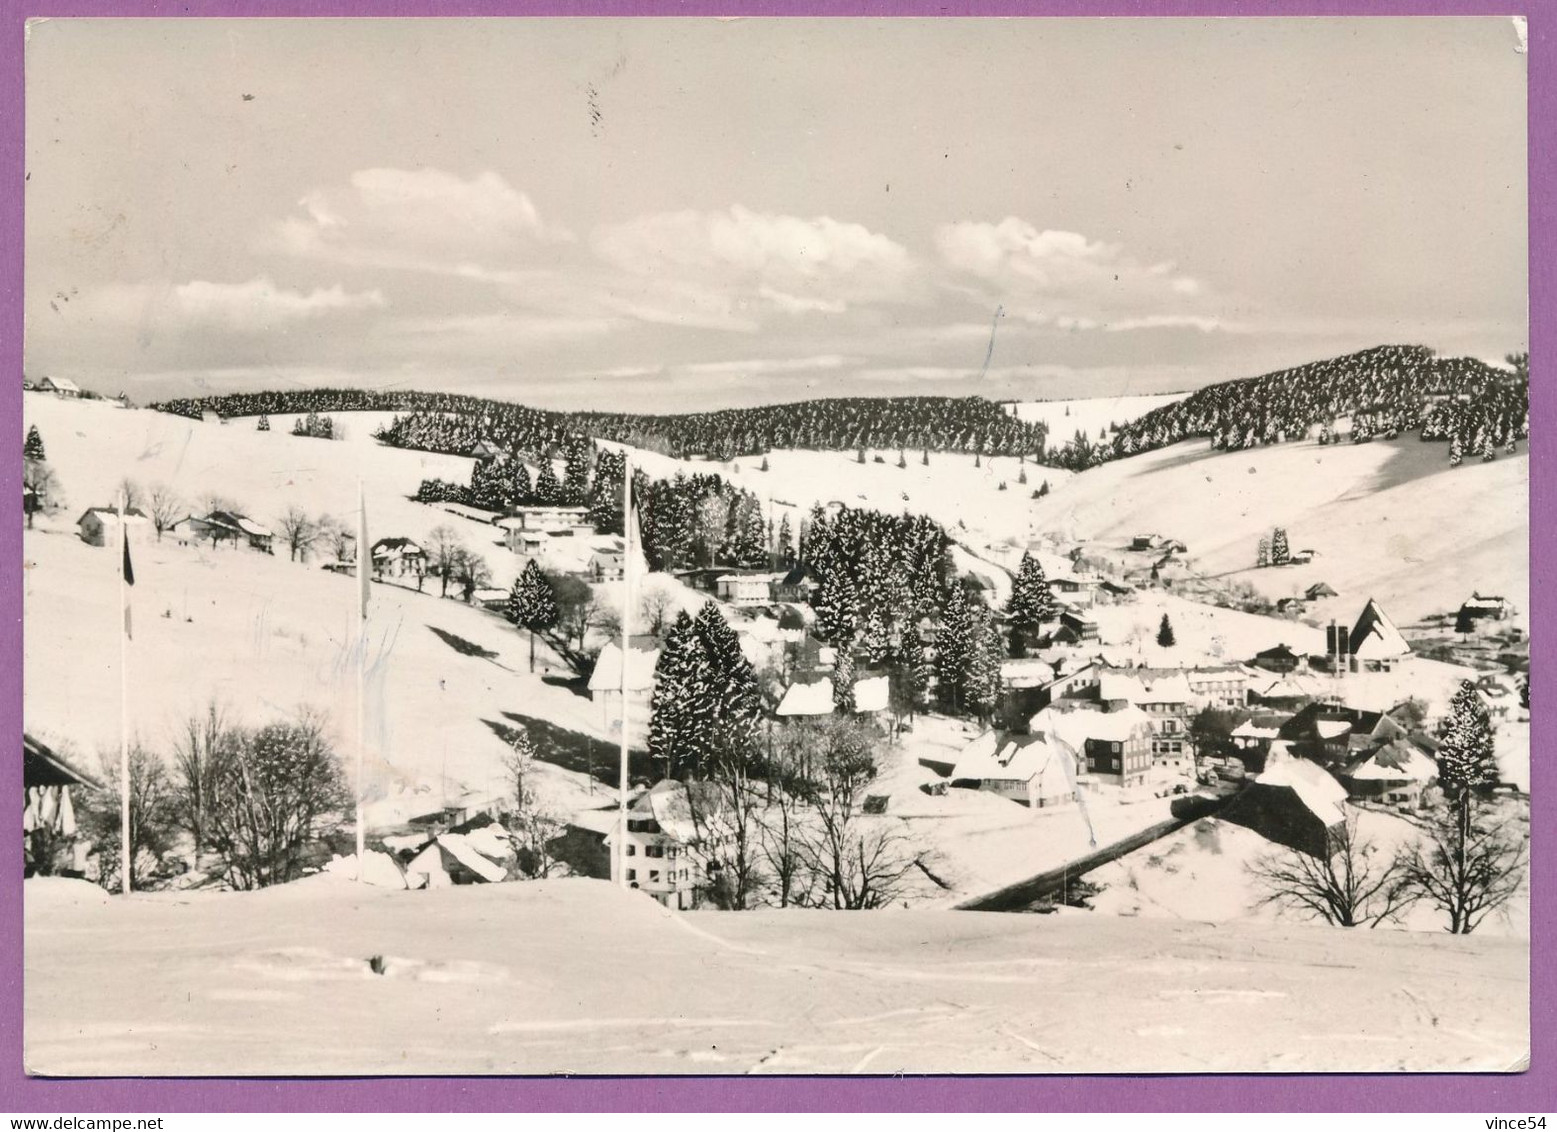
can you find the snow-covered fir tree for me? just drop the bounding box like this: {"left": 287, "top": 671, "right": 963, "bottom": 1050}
{"left": 1436, "top": 679, "right": 1498, "bottom": 806}
{"left": 507, "top": 559, "right": 558, "bottom": 672}
{"left": 1006, "top": 552, "right": 1055, "bottom": 640}
{"left": 1270, "top": 527, "right": 1291, "bottom": 566}
{"left": 935, "top": 583, "right": 973, "bottom": 713}
{"left": 23, "top": 425, "right": 45, "bottom": 463}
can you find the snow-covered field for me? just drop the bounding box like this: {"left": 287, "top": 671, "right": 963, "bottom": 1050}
{"left": 1003, "top": 392, "right": 1190, "bottom": 440}
{"left": 1088, "top": 806, "right": 1531, "bottom": 939}
{"left": 1023, "top": 433, "right": 1528, "bottom": 630}
{"left": 24, "top": 875, "right": 1528, "bottom": 1075}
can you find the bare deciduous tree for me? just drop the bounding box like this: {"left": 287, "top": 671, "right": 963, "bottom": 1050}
{"left": 206, "top": 711, "right": 348, "bottom": 890}
{"left": 171, "top": 701, "right": 229, "bottom": 863}
{"left": 316, "top": 515, "right": 355, "bottom": 563}
{"left": 1246, "top": 812, "right": 1415, "bottom": 928}
{"left": 22, "top": 460, "right": 59, "bottom": 529}
{"left": 278, "top": 506, "right": 317, "bottom": 562}
{"left": 1398, "top": 809, "right": 1528, "bottom": 934}
{"left": 425, "top": 524, "right": 461, "bottom": 597}
{"left": 638, "top": 587, "right": 677, "bottom": 638}
{"left": 116, "top": 477, "right": 144, "bottom": 514}
{"left": 501, "top": 732, "right": 565, "bottom": 879}
{"left": 146, "top": 483, "right": 184, "bottom": 541}
{"left": 787, "top": 715, "right": 918, "bottom": 910}
{"left": 83, "top": 743, "right": 181, "bottom": 891}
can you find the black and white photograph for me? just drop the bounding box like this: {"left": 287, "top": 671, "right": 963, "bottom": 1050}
{"left": 19, "top": 16, "right": 1530, "bottom": 1076}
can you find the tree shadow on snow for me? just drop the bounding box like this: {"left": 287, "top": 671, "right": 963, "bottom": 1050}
{"left": 428, "top": 625, "right": 505, "bottom": 664}
{"left": 484, "top": 712, "right": 658, "bottom": 788}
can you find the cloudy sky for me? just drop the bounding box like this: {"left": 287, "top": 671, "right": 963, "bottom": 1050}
{"left": 24, "top": 17, "right": 1527, "bottom": 411}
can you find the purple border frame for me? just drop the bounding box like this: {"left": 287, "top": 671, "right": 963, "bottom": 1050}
{"left": 1, "top": 1, "right": 1549, "bottom": 1113}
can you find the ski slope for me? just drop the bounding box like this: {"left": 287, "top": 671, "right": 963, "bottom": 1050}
{"left": 24, "top": 876, "right": 1528, "bottom": 1075}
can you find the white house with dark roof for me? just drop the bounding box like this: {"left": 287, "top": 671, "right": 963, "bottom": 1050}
{"left": 949, "top": 731, "right": 1079, "bottom": 809}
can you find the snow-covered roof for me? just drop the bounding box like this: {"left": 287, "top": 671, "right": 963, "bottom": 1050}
{"left": 1345, "top": 742, "right": 1438, "bottom": 784}
{"left": 431, "top": 833, "right": 508, "bottom": 883}
{"left": 233, "top": 516, "right": 272, "bottom": 538}
{"left": 1030, "top": 703, "right": 1151, "bottom": 751}
{"left": 41, "top": 376, "right": 80, "bottom": 392}
{"left": 1099, "top": 670, "right": 1190, "bottom": 705}
{"left": 1230, "top": 720, "right": 1282, "bottom": 740}
{"left": 1000, "top": 658, "right": 1056, "bottom": 688}
{"left": 1253, "top": 749, "right": 1348, "bottom": 827}
{"left": 1349, "top": 598, "right": 1410, "bottom": 660}
{"left": 776, "top": 678, "right": 836, "bottom": 717}
{"left": 588, "top": 640, "right": 661, "bottom": 693}
{"left": 951, "top": 731, "right": 1076, "bottom": 797}
{"left": 78, "top": 507, "right": 149, "bottom": 526}
{"left": 853, "top": 675, "right": 889, "bottom": 713}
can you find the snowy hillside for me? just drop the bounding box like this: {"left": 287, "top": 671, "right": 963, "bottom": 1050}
{"left": 1022, "top": 433, "right": 1528, "bottom": 628}
{"left": 1003, "top": 392, "right": 1190, "bottom": 440}
{"left": 24, "top": 876, "right": 1528, "bottom": 1075}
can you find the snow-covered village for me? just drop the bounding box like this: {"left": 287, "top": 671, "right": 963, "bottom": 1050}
{"left": 18, "top": 18, "right": 1530, "bottom": 1077}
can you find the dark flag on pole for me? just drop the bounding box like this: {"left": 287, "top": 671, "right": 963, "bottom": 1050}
{"left": 121, "top": 529, "right": 135, "bottom": 639}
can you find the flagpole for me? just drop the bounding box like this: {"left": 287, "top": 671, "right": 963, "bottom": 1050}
{"left": 355, "top": 477, "right": 368, "bottom": 878}
{"left": 618, "top": 452, "right": 632, "bottom": 889}
{"left": 118, "top": 490, "right": 131, "bottom": 897}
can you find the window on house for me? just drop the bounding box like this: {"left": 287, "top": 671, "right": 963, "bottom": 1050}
{"left": 626, "top": 844, "right": 635, "bottom": 856}
{"left": 645, "top": 845, "right": 664, "bottom": 859}
{"left": 650, "top": 871, "right": 661, "bottom": 882}
{"left": 626, "top": 868, "right": 636, "bottom": 881}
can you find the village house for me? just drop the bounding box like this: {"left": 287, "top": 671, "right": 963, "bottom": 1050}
{"left": 605, "top": 780, "right": 722, "bottom": 910}
{"left": 1251, "top": 643, "right": 1305, "bottom": 674}
{"left": 172, "top": 511, "right": 274, "bottom": 552}
{"left": 1250, "top": 671, "right": 1327, "bottom": 710}
{"left": 588, "top": 636, "right": 661, "bottom": 724}
{"left": 76, "top": 507, "right": 150, "bottom": 547}
{"left": 1032, "top": 703, "right": 1154, "bottom": 791}
{"left": 499, "top": 504, "right": 591, "bottom": 533}
{"left": 1221, "top": 744, "right": 1349, "bottom": 857}
{"left": 1051, "top": 573, "right": 1100, "bottom": 606}
{"left": 1326, "top": 598, "right": 1411, "bottom": 673}
{"left": 1304, "top": 582, "right": 1338, "bottom": 601}
{"left": 1278, "top": 701, "right": 1406, "bottom": 768}
{"left": 1229, "top": 713, "right": 1293, "bottom": 773}
{"left": 770, "top": 563, "right": 817, "bottom": 603}
{"left": 24, "top": 733, "right": 99, "bottom": 877}
{"left": 716, "top": 571, "right": 779, "bottom": 607}
{"left": 588, "top": 549, "right": 626, "bottom": 583}
{"left": 403, "top": 818, "right": 514, "bottom": 887}
{"left": 371, "top": 537, "right": 426, "bottom": 580}
{"left": 1457, "top": 592, "right": 1513, "bottom": 631}
{"left": 36, "top": 376, "right": 81, "bottom": 397}
{"left": 1035, "top": 660, "right": 1103, "bottom": 709}
{"left": 1287, "top": 548, "right": 1318, "bottom": 565}
{"left": 1100, "top": 670, "right": 1193, "bottom": 760}
{"left": 948, "top": 731, "right": 1079, "bottom": 809}
{"left": 1058, "top": 607, "right": 1100, "bottom": 642}
{"left": 1337, "top": 740, "right": 1439, "bottom": 809}
{"left": 1184, "top": 665, "right": 1251, "bottom": 710}
{"left": 775, "top": 672, "right": 889, "bottom": 718}
{"left": 504, "top": 528, "right": 546, "bottom": 555}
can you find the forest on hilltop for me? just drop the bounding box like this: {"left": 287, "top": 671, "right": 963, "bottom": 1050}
{"left": 148, "top": 344, "right": 1527, "bottom": 473}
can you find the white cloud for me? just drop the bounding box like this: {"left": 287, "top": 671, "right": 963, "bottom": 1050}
{"left": 934, "top": 217, "right": 1229, "bottom": 333}
{"left": 275, "top": 167, "right": 572, "bottom": 275}
{"left": 172, "top": 278, "right": 385, "bottom": 329}
{"left": 76, "top": 277, "right": 385, "bottom": 333}
{"left": 590, "top": 205, "right": 918, "bottom": 325}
